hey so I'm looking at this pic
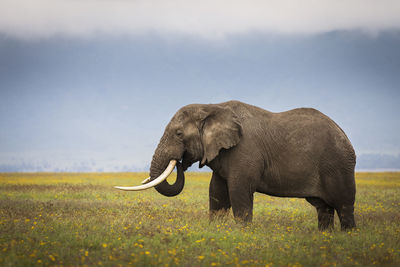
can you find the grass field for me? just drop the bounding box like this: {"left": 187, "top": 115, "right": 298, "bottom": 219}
{"left": 0, "top": 172, "right": 399, "bottom": 266}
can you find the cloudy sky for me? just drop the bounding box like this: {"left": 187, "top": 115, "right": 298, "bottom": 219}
{"left": 1, "top": 0, "right": 400, "bottom": 38}
{"left": 1, "top": 1, "right": 400, "bottom": 171}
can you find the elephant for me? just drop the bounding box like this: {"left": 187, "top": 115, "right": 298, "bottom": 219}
{"left": 115, "top": 100, "right": 356, "bottom": 230}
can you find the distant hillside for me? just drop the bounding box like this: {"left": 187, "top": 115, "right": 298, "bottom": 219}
{"left": 0, "top": 153, "right": 399, "bottom": 172}
{"left": 356, "top": 154, "right": 400, "bottom": 171}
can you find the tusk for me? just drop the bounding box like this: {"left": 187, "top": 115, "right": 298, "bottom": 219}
{"left": 141, "top": 177, "right": 151, "bottom": 184}
{"left": 114, "top": 160, "right": 177, "bottom": 191}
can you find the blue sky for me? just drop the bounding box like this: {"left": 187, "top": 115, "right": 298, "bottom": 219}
{"left": 0, "top": 1, "right": 400, "bottom": 171}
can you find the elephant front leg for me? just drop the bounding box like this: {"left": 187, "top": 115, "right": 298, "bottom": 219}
{"left": 228, "top": 181, "right": 254, "bottom": 224}
{"left": 209, "top": 172, "right": 231, "bottom": 220}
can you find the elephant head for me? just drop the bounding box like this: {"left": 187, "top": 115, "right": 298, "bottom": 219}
{"left": 115, "top": 103, "right": 242, "bottom": 196}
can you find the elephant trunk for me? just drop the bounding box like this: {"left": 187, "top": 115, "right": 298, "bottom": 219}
{"left": 114, "top": 132, "right": 185, "bottom": 194}
{"left": 152, "top": 161, "right": 185, "bottom": 197}
{"left": 149, "top": 134, "right": 185, "bottom": 197}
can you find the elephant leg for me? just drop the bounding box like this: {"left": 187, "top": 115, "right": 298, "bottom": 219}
{"left": 228, "top": 180, "right": 254, "bottom": 224}
{"left": 336, "top": 204, "right": 356, "bottom": 230}
{"left": 209, "top": 172, "right": 231, "bottom": 220}
{"left": 306, "top": 197, "right": 335, "bottom": 231}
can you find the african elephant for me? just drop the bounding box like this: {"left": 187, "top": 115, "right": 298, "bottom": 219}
{"left": 115, "top": 100, "right": 356, "bottom": 230}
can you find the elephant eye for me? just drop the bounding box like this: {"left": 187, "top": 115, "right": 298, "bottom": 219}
{"left": 176, "top": 130, "right": 183, "bottom": 137}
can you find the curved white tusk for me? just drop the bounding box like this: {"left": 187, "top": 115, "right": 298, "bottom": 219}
{"left": 141, "top": 177, "right": 151, "bottom": 184}
{"left": 114, "top": 160, "right": 177, "bottom": 191}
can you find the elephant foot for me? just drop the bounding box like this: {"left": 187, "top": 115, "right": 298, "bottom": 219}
{"left": 337, "top": 205, "right": 356, "bottom": 231}
{"left": 317, "top": 206, "right": 335, "bottom": 231}
{"left": 306, "top": 197, "right": 335, "bottom": 231}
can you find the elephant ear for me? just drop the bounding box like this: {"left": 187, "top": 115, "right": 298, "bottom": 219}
{"left": 200, "top": 106, "right": 242, "bottom": 165}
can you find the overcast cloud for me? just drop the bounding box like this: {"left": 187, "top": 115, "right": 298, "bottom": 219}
{"left": 1, "top": 0, "right": 400, "bottom": 39}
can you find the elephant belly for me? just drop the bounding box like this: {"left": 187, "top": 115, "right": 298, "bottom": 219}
{"left": 257, "top": 171, "right": 321, "bottom": 198}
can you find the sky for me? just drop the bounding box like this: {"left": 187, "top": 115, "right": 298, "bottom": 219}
{"left": 0, "top": 1, "right": 400, "bottom": 172}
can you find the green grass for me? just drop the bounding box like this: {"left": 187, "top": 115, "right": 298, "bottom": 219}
{"left": 0, "top": 172, "right": 399, "bottom": 266}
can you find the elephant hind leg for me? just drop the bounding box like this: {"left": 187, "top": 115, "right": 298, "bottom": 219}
{"left": 306, "top": 197, "right": 335, "bottom": 231}
{"left": 336, "top": 204, "right": 356, "bottom": 230}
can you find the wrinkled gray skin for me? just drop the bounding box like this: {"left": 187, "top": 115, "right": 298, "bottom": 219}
{"left": 150, "top": 100, "right": 356, "bottom": 230}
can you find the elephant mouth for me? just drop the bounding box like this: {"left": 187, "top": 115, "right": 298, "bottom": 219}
{"left": 181, "top": 151, "right": 198, "bottom": 171}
